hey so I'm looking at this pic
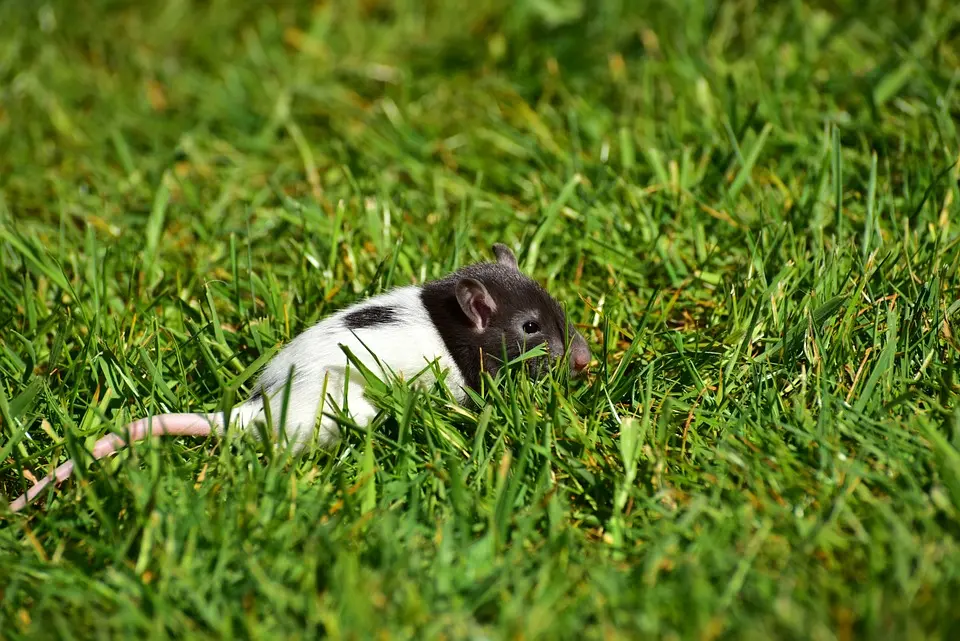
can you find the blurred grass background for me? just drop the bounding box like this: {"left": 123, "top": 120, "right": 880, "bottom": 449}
{"left": 1, "top": 0, "right": 960, "bottom": 639}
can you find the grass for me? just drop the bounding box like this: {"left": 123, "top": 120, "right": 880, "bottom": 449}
{"left": 1, "top": 0, "right": 959, "bottom": 638}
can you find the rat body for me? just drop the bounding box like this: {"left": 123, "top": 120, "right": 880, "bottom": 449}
{"left": 8, "top": 243, "right": 590, "bottom": 512}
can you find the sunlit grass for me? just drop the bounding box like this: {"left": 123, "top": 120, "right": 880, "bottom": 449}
{"left": 1, "top": 0, "right": 959, "bottom": 639}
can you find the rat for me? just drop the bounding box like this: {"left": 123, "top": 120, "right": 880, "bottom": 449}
{"left": 7, "top": 242, "right": 591, "bottom": 512}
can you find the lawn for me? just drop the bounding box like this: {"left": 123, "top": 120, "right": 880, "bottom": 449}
{"left": 1, "top": 0, "right": 959, "bottom": 638}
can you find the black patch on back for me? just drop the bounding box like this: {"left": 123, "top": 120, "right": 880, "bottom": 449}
{"left": 343, "top": 305, "right": 398, "bottom": 330}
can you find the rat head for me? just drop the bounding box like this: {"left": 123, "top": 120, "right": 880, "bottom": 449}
{"left": 422, "top": 243, "right": 590, "bottom": 390}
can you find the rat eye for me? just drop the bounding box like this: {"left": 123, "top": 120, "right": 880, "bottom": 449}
{"left": 522, "top": 321, "right": 541, "bottom": 334}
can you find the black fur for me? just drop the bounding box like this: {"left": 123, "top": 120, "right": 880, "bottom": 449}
{"left": 343, "top": 305, "right": 398, "bottom": 330}
{"left": 420, "top": 258, "right": 586, "bottom": 392}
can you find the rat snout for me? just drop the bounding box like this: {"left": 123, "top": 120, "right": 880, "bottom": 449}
{"left": 568, "top": 333, "right": 591, "bottom": 376}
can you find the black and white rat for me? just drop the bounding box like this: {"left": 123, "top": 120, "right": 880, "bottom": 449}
{"left": 7, "top": 242, "right": 590, "bottom": 512}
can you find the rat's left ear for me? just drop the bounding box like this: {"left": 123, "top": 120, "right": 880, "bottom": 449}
{"left": 456, "top": 277, "right": 497, "bottom": 330}
{"left": 492, "top": 243, "right": 519, "bottom": 270}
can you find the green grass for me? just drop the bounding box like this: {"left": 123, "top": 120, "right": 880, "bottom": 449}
{"left": 1, "top": 0, "right": 960, "bottom": 638}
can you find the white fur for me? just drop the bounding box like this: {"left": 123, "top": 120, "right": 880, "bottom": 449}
{"left": 228, "top": 285, "right": 466, "bottom": 451}
{"left": 7, "top": 286, "right": 468, "bottom": 512}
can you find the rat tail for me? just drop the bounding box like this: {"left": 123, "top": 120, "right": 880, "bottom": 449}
{"left": 6, "top": 409, "right": 250, "bottom": 513}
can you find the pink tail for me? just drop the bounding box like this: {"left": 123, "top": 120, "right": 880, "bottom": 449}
{"left": 7, "top": 412, "right": 222, "bottom": 513}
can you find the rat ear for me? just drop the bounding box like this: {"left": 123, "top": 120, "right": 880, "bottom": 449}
{"left": 492, "top": 243, "right": 519, "bottom": 270}
{"left": 456, "top": 277, "right": 497, "bottom": 330}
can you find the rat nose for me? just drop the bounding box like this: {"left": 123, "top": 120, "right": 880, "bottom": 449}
{"left": 570, "top": 339, "right": 590, "bottom": 374}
